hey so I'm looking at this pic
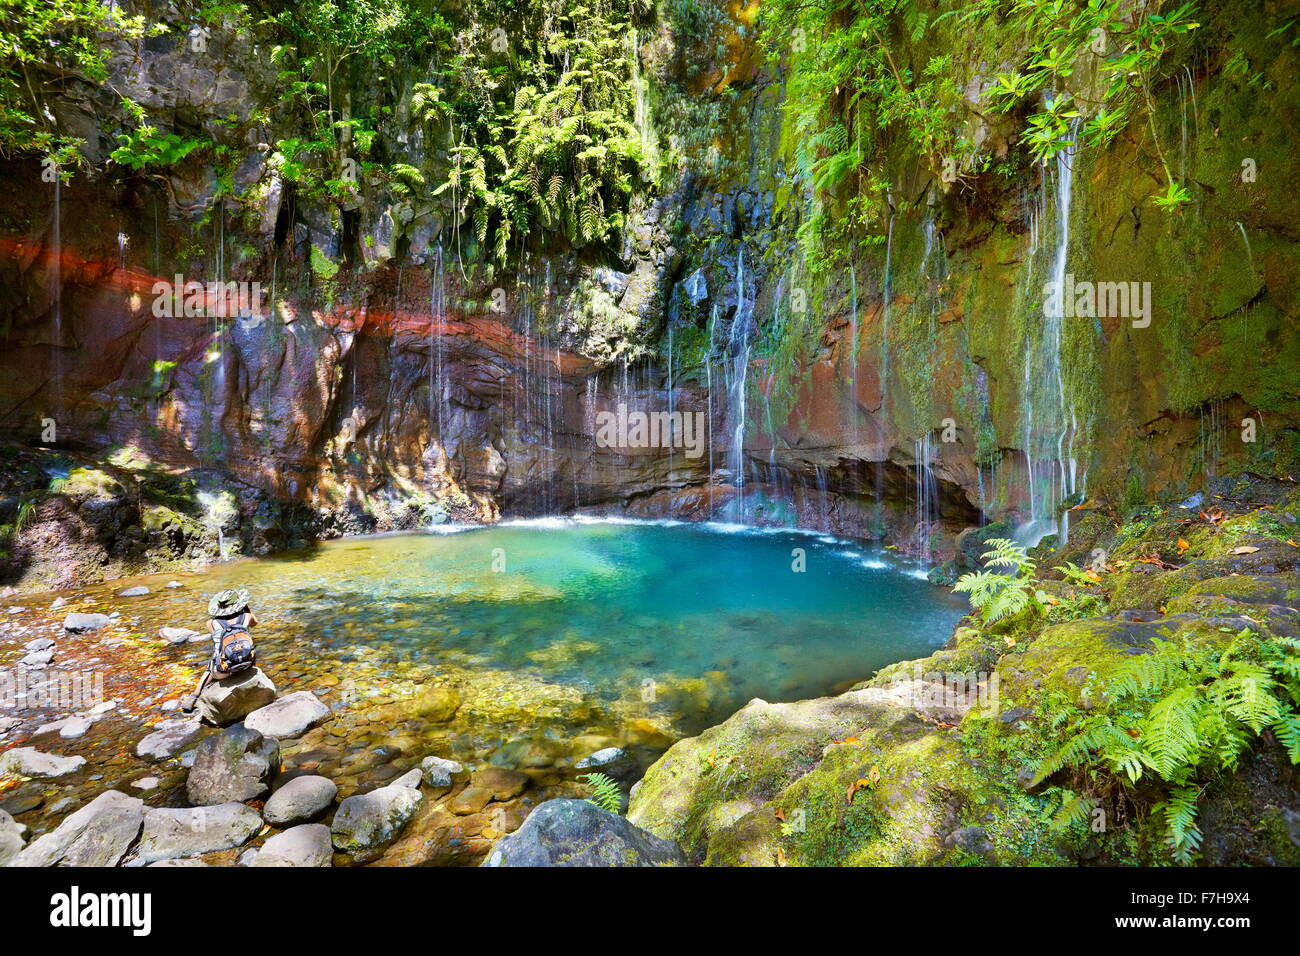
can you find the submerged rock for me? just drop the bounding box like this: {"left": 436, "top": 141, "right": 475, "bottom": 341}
{"left": 420, "top": 755, "right": 463, "bottom": 788}
{"left": 62, "top": 612, "right": 111, "bottom": 633}
{"left": 196, "top": 667, "right": 278, "bottom": 726}
{"left": 12, "top": 790, "right": 145, "bottom": 867}
{"left": 186, "top": 724, "right": 279, "bottom": 805}
{"left": 472, "top": 767, "right": 530, "bottom": 801}
{"left": 484, "top": 799, "right": 686, "bottom": 867}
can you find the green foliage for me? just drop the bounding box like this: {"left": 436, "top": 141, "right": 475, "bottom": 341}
{"left": 953, "top": 538, "right": 1040, "bottom": 624}
{"left": 110, "top": 126, "right": 207, "bottom": 171}
{"left": 0, "top": 0, "right": 160, "bottom": 160}
{"left": 432, "top": 0, "right": 651, "bottom": 264}
{"left": 762, "top": 0, "right": 1202, "bottom": 271}
{"left": 1037, "top": 629, "right": 1300, "bottom": 864}
{"left": 760, "top": 0, "right": 965, "bottom": 269}
{"left": 577, "top": 771, "right": 623, "bottom": 813}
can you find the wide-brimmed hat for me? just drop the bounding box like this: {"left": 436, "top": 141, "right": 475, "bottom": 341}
{"left": 208, "top": 588, "right": 250, "bottom": 617}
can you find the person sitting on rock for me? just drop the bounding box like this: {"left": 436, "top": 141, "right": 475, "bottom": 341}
{"left": 180, "top": 588, "right": 260, "bottom": 713}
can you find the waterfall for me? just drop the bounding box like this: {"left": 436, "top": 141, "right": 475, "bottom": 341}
{"left": 1019, "top": 123, "right": 1081, "bottom": 547}
{"left": 879, "top": 210, "right": 894, "bottom": 417}
{"left": 913, "top": 433, "right": 938, "bottom": 566}
{"left": 429, "top": 241, "right": 447, "bottom": 440}
{"left": 706, "top": 301, "right": 718, "bottom": 513}
{"left": 50, "top": 174, "right": 63, "bottom": 414}
{"left": 726, "top": 247, "right": 753, "bottom": 521}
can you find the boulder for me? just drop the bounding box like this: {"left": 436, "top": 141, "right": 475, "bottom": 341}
{"left": 420, "top": 755, "right": 463, "bottom": 788}
{"left": 264, "top": 775, "right": 337, "bottom": 826}
{"left": 133, "top": 803, "right": 263, "bottom": 865}
{"left": 196, "top": 667, "right": 277, "bottom": 726}
{"left": 20, "top": 649, "right": 54, "bottom": 667}
{"left": 252, "top": 824, "right": 333, "bottom": 867}
{"left": 244, "top": 691, "right": 330, "bottom": 739}
{"left": 484, "top": 799, "right": 686, "bottom": 867}
{"left": 0, "top": 747, "right": 86, "bottom": 778}
{"left": 62, "top": 612, "right": 111, "bottom": 633}
{"left": 160, "top": 626, "right": 204, "bottom": 645}
{"left": 23, "top": 637, "right": 54, "bottom": 652}
{"left": 117, "top": 586, "right": 150, "bottom": 597}
{"left": 11, "top": 790, "right": 145, "bottom": 867}
{"left": 0, "top": 808, "right": 26, "bottom": 865}
{"left": 330, "top": 781, "right": 424, "bottom": 860}
{"left": 186, "top": 724, "right": 279, "bottom": 805}
{"left": 135, "top": 719, "right": 204, "bottom": 762}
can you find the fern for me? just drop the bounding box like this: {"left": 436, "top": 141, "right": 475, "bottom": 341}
{"left": 1159, "top": 785, "right": 1203, "bottom": 865}
{"left": 577, "top": 772, "right": 623, "bottom": 814}
{"left": 953, "top": 538, "right": 1040, "bottom": 624}
{"left": 1039, "top": 628, "right": 1300, "bottom": 864}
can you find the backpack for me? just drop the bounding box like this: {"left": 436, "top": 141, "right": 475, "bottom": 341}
{"left": 213, "top": 613, "right": 256, "bottom": 677}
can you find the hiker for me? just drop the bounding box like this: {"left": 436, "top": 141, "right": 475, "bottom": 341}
{"left": 180, "top": 588, "right": 259, "bottom": 713}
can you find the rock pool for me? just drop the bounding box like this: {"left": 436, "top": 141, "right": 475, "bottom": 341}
{"left": 0, "top": 518, "right": 967, "bottom": 864}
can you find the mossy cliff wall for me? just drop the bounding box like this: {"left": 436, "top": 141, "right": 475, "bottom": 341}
{"left": 0, "top": 1, "right": 1297, "bottom": 587}
{"left": 654, "top": 0, "right": 1299, "bottom": 554}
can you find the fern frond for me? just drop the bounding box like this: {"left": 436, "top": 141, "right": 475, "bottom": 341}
{"left": 577, "top": 772, "right": 623, "bottom": 814}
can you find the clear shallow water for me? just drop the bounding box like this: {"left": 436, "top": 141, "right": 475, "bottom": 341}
{"left": 192, "top": 518, "right": 967, "bottom": 731}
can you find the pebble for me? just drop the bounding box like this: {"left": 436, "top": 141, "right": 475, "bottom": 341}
{"left": 132, "top": 777, "right": 160, "bottom": 791}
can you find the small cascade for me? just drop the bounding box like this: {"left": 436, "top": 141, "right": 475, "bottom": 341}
{"left": 1235, "top": 221, "right": 1255, "bottom": 275}
{"left": 813, "top": 464, "right": 830, "bottom": 530}
{"left": 1196, "top": 400, "right": 1223, "bottom": 478}
{"left": 627, "top": 28, "right": 657, "bottom": 169}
